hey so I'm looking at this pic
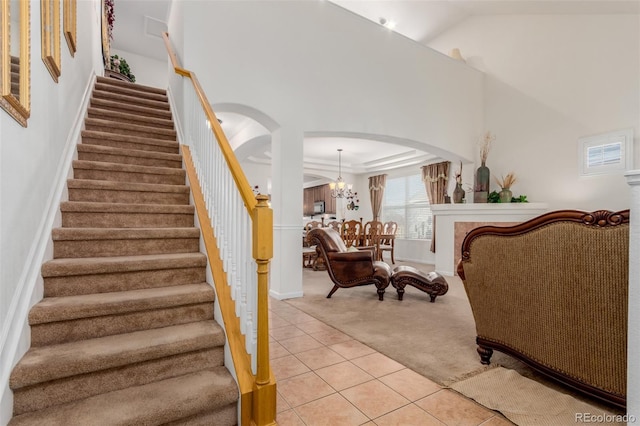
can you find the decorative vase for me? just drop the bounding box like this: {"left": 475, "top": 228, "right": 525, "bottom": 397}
{"left": 474, "top": 163, "right": 490, "bottom": 203}
{"left": 499, "top": 188, "right": 512, "bottom": 203}
{"left": 453, "top": 183, "right": 465, "bottom": 204}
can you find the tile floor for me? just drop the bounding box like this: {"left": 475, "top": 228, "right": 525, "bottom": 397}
{"left": 269, "top": 298, "right": 514, "bottom": 426}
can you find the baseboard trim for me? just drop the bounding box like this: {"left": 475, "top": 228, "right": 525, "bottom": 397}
{"left": 0, "top": 72, "right": 97, "bottom": 423}
{"left": 269, "top": 289, "right": 304, "bottom": 300}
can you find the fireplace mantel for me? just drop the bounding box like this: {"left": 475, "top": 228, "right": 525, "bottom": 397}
{"left": 431, "top": 203, "right": 549, "bottom": 275}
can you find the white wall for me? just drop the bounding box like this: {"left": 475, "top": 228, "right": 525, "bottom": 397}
{"left": 0, "top": 1, "right": 104, "bottom": 421}
{"left": 429, "top": 14, "right": 640, "bottom": 211}
{"left": 170, "top": 1, "right": 483, "bottom": 298}
{"left": 110, "top": 48, "right": 169, "bottom": 89}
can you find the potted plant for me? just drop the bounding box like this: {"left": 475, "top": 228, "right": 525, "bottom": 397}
{"left": 495, "top": 172, "right": 517, "bottom": 203}
{"left": 109, "top": 55, "right": 136, "bottom": 82}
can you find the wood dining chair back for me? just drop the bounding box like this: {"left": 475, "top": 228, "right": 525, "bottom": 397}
{"left": 381, "top": 221, "right": 398, "bottom": 264}
{"left": 340, "top": 219, "right": 363, "bottom": 248}
{"left": 363, "top": 220, "right": 384, "bottom": 260}
{"left": 303, "top": 220, "right": 324, "bottom": 269}
{"left": 326, "top": 220, "right": 342, "bottom": 233}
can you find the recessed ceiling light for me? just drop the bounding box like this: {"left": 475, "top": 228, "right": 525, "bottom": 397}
{"left": 378, "top": 17, "right": 397, "bottom": 30}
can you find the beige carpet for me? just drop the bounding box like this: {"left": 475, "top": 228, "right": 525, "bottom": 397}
{"left": 451, "top": 367, "right": 624, "bottom": 426}
{"left": 286, "top": 261, "right": 625, "bottom": 423}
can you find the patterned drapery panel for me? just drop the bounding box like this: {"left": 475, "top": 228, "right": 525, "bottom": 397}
{"left": 369, "top": 174, "right": 387, "bottom": 221}
{"left": 421, "top": 161, "right": 450, "bottom": 252}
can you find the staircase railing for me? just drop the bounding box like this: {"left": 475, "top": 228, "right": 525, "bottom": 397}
{"left": 162, "top": 32, "right": 276, "bottom": 426}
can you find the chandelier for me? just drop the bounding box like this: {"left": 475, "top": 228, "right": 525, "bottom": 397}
{"left": 329, "top": 149, "right": 354, "bottom": 198}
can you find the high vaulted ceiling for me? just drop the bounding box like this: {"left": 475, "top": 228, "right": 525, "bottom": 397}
{"left": 110, "top": 0, "right": 640, "bottom": 177}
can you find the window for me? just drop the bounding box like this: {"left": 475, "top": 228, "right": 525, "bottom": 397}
{"left": 381, "top": 174, "right": 432, "bottom": 240}
{"left": 579, "top": 129, "right": 633, "bottom": 176}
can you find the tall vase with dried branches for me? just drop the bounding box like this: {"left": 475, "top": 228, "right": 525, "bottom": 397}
{"left": 474, "top": 131, "right": 494, "bottom": 203}
{"left": 453, "top": 161, "right": 465, "bottom": 203}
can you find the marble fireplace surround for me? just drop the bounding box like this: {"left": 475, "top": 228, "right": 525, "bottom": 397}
{"left": 431, "top": 203, "right": 549, "bottom": 276}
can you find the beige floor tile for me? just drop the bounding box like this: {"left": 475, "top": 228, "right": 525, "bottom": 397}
{"left": 296, "top": 318, "right": 337, "bottom": 334}
{"left": 329, "top": 339, "right": 376, "bottom": 359}
{"left": 415, "top": 389, "right": 494, "bottom": 426}
{"left": 268, "top": 299, "right": 290, "bottom": 311}
{"left": 271, "top": 354, "right": 310, "bottom": 380}
{"left": 340, "top": 379, "right": 410, "bottom": 419}
{"left": 373, "top": 403, "right": 445, "bottom": 426}
{"left": 279, "top": 334, "right": 325, "bottom": 354}
{"left": 270, "top": 324, "right": 306, "bottom": 341}
{"left": 311, "top": 328, "right": 353, "bottom": 345}
{"left": 278, "top": 371, "right": 336, "bottom": 407}
{"left": 276, "top": 409, "right": 305, "bottom": 426}
{"left": 351, "top": 352, "right": 404, "bottom": 378}
{"left": 480, "top": 415, "right": 515, "bottom": 425}
{"left": 270, "top": 341, "right": 291, "bottom": 360}
{"left": 270, "top": 314, "right": 292, "bottom": 329}
{"left": 270, "top": 304, "right": 300, "bottom": 314}
{"left": 295, "top": 393, "right": 369, "bottom": 426}
{"left": 295, "top": 346, "right": 346, "bottom": 370}
{"left": 277, "top": 309, "right": 318, "bottom": 323}
{"left": 315, "top": 361, "right": 374, "bottom": 391}
{"left": 378, "top": 368, "right": 442, "bottom": 401}
{"left": 277, "top": 391, "right": 291, "bottom": 413}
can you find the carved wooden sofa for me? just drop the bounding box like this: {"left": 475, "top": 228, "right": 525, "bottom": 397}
{"left": 457, "top": 209, "right": 629, "bottom": 408}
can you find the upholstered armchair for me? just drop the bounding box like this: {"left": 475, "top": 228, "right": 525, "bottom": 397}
{"left": 307, "top": 227, "right": 391, "bottom": 300}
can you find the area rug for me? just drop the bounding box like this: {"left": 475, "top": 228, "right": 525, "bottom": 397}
{"left": 450, "top": 367, "right": 625, "bottom": 426}
{"left": 285, "top": 261, "right": 625, "bottom": 421}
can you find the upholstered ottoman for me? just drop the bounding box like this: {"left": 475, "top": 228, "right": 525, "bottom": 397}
{"left": 390, "top": 266, "right": 448, "bottom": 302}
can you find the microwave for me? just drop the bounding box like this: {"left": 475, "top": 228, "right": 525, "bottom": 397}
{"left": 313, "top": 201, "right": 325, "bottom": 214}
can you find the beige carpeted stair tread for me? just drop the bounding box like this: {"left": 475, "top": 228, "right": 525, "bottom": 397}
{"left": 41, "top": 252, "right": 207, "bottom": 278}
{"left": 51, "top": 227, "right": 200, "bottom": 258}
{"left": 9, "top": 367, "right": 238, "bottom": 426}
{"left": 90, "top": 97, "right": 172, "bottom": 120}
{"left": 163, "top": 404, "right": 237, "bottom": 426}
{"left": 60, "top": 200, "right": 195, "bottom": 228}
{"left": 10, "top": 321, "right": 225, "bottom": 388}
{"left": 60, "top": 201, "right": 193, "bottom": 213}
{"left": 87, "top": 107, "right": 175, "bottom": 129}
{"left": 29, "top": 283, "right": 215, "bottom": 324}
{"left": 81, "top": 130, "right": 179, "bottom": 152}
{"left": 77, "top": 143, "right": 182, "bottom": 168}
{"left": 96, "top": 75, "right": 167, "bottom": 95}
{"left": 94, "top": 81, "right": 169, "bottom": 103}
{"left": 85, "top": 117, "right": 177, "bottom": 140}
{"left": 72, "top": 160, "right": 185, "bottom": 179}
{"left": 92, "top": 90, "right": 170, "bottom": 111}
{"left": 66, "top": 179, "right": 190, "bottom": 195}
{"left": 52, "top": 227, "right": 200, "bottom": 241}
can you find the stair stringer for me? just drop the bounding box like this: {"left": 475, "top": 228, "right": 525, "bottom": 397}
{"left": 0, "top": 72, "right": 97, "bottom": 425}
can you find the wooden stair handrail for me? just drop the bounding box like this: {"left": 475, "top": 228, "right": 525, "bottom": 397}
{"left": 163, "top": 32, "right": 275, "bottom": 426}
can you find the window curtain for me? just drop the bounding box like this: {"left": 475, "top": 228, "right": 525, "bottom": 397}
{"left": 421, "top": 161, "right": 450, "bottom": 253}
{"left": 369, "top": 174, "right": 387, "bottom": 221}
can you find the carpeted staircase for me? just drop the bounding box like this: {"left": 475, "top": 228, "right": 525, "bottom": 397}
{"left": 8, "top": 77, "right": 239, "bottom": 425}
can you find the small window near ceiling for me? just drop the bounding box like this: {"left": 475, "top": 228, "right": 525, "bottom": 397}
{"left": 578, "top": 129, "right": 633, "bottom": 176}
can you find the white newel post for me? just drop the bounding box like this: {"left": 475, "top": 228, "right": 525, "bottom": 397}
{"left": 626, "top": 170, "right": 640, "bottom": 420}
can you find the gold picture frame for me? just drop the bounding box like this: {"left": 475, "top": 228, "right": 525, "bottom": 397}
{"left": 41, "top": 0, "right": 61, "bottom": 82}
{"left": 0, "top": 0, "right": 31, "bottom": 127}
{"left": 63, "top": 0, "right": 76, "bottom": 56}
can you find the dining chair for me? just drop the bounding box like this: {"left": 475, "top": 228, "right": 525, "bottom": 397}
{"left": 303, "top": 220, "right": 324, "bottom": 269}
{"left": 380, "top": 221, "right": 398, "bottom": 264}
{"left": 363, "top": 220, "right": 384, "bottom": 261}
{"left": 340, "top": 219, "right": 363, "bottom": 248}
